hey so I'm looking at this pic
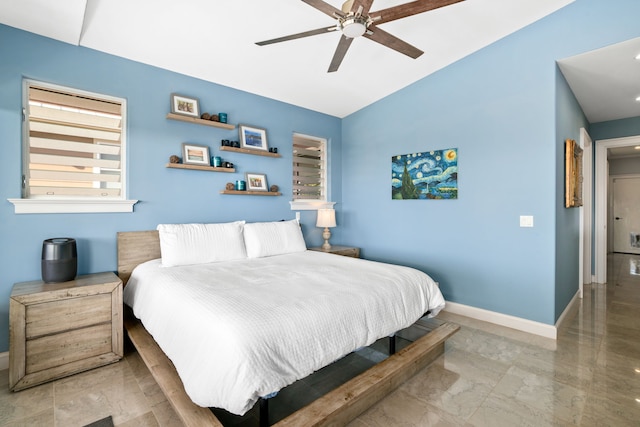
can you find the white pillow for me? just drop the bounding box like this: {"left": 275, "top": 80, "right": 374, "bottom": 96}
{"left": 157, "top": 221, "right": 247, "bottom": 267}
{"left": 243, "top": 220, "right": 307, "bottom": 258}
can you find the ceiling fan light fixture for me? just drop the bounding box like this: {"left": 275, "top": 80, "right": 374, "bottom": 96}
{"left": 340, "top": 16, "right": 368, "bottom": 38}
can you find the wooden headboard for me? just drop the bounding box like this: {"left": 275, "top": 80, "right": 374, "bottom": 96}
{"left": 117, "top": 230, "right": 161, "bottom": 285}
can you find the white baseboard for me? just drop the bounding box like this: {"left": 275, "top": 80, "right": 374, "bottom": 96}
{"left": 0, "top": 351, "right": 7, "bottom": 371}
{"left": 443, "top": 302, "right": 557, "bottom": 339}
{"left": 555, "top": 290, "right": 581, "bottom": 331}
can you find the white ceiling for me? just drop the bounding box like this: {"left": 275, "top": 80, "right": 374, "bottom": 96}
{"left": 0, "top": 0, "right": 576, "bottom": 118}
{"left": 558, "top": 37, "right": 640, "bottom": 158}
{"left": 558, "top": 37, "right": 640, "bottom": 125}
{"left": 608, "top": 145, "right": 640, "bottom": 159}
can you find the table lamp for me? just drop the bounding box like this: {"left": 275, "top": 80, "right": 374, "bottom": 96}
{"left": 316, "top": 208, "right": 336, "bottom": 250}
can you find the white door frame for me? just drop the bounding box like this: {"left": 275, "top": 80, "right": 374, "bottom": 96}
{"left": 579, "top": 128, "right": 593, "bottom": 297}
{"left": 594, "top": 135, "right": 640, "bottom": 283}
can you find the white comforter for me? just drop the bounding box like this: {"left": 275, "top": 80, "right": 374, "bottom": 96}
{"left": 123, "top": 250, "right": 445, "bottom": 415}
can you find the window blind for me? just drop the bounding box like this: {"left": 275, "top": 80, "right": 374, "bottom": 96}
{"left": 25, "top": 85, "right": 123, "bottom": 198}
{"left": 292, "top": 134, "right": 326, "bottom": 200}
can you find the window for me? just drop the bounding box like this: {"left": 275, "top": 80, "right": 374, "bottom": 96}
{"left": 290, "top": 133, "right": 333, "bottom": 210}
{"left": 9, "top": 81, "right": 136, "bottom": 213}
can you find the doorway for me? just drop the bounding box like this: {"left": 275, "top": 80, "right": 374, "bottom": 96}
{"left": 594, "top": 135, "right": 640, "bottom": 283}
{"left": 611, "top": 176, "right": 640, "bottom": 254}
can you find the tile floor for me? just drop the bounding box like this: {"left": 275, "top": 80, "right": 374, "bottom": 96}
{"left": 1, "top": 253, "right": 639, "bottom": 426}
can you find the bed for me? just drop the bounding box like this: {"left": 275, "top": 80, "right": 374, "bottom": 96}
{"left": 117, "top": 220, "right": 459, "bottom": 426}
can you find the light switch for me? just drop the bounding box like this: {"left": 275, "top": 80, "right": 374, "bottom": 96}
{"left": 520, "top": 215, "right": 534, "bottom": 227}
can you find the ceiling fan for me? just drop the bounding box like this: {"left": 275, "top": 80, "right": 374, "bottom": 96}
{"left": 256, "top": 0, "right": 465, "bottom": 72}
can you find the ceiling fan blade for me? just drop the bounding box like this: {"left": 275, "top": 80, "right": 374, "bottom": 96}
{"left": 256, "top": 26, "right": 337, "bottom": 46}
{"left": 328, "top": 35, "right": 355, "bottom": 73}
{"left": 370, "top": 0, "right": 464, "bottom": 25}
{"left": 302, "top": 0, "right": 344, "bottom": 18}
{"left": 364, "top": 25, "right": 423, "bottom": 58}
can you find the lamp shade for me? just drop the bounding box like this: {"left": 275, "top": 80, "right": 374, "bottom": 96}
{"left": 316, "top": 208, "right": 336, "bottom": 228}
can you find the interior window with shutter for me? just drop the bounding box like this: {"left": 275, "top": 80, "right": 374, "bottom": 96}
{"left": 24, "top": 82, "right": 125, "bottom": 200}
{"left": 292, "top": 133, "right": 327, "bottom": 202}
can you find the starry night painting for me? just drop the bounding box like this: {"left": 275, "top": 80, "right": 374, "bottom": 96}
{"left": 392, "top": 148, "right": 458, "bottom": 200}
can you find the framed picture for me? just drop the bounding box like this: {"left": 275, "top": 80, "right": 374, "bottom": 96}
{"left": 182, "top": 143, "right": 210, "bottom": 166}
{"left": 392, "top": 148, "right": 458, "bottom": 200}
{"left": 170, "top": 94, "right": 200, "bottom": 118}
{"left": 239, "top": 125, "right": 268, "bottom": 151}
{"left": 565, "top": 138, "right": 583, "bottom": 208}
{"left": 245, "top": 172, "right": 268, "bottom": 191}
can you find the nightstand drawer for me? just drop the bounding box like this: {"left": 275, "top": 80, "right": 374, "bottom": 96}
{"left": 26, "top": 323, "right": 112, "bottom": 373}
{"left": 26, "top": 294, "right": 112, "bottom": 338}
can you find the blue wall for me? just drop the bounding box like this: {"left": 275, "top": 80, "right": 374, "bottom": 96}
{"left": 590, "top": 116, "right": 640, "bottom": 141}
{"left": 0, "top": 25, "right": 342, "bottom": 352}
{"left": 340, "top": 0, "right": 640, "bottom": 325}
{"left": 555, "top": 68, "right": 589, "bottom": 319}
{"left": 3, "top": 0, "right": 640, "bottom": 353}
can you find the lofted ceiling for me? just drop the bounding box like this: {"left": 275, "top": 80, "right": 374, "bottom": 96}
{"left": 0, "top": 0, "right": 577, "bottom": 118}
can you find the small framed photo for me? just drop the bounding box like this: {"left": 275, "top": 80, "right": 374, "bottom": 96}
{"left": 182, "top": 143, "right": 210, "bottom": 166}
{"left": 245, "top": 172, "right": 268, "bottom": 191}
{"left": 239, "top": 125, "right": 268, "bottom": 151}
{"left": 171, "top": 94, "right": 200, "bottom": 118}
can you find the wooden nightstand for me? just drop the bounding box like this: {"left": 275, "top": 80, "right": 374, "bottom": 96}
{"left": 9, "top": 271, "right": 123, "bottom": 391}
{"left": 309, "top": 245, "right": 360, "bottom": 258}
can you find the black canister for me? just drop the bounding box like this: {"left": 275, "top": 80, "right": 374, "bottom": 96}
{"left": 41, "top": 238, "right": 77, "bottom": 283}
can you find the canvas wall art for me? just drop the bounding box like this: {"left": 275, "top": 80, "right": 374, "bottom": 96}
{"left": 392, "top": 148, "right": 458, "bottom": 200}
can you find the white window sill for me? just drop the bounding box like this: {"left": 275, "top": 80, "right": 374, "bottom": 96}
{"left": 289, "top": 200, "right": 335, "bottom": 211}
{"left": 8, "top": 199, "right": 138, "bottom": 214}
